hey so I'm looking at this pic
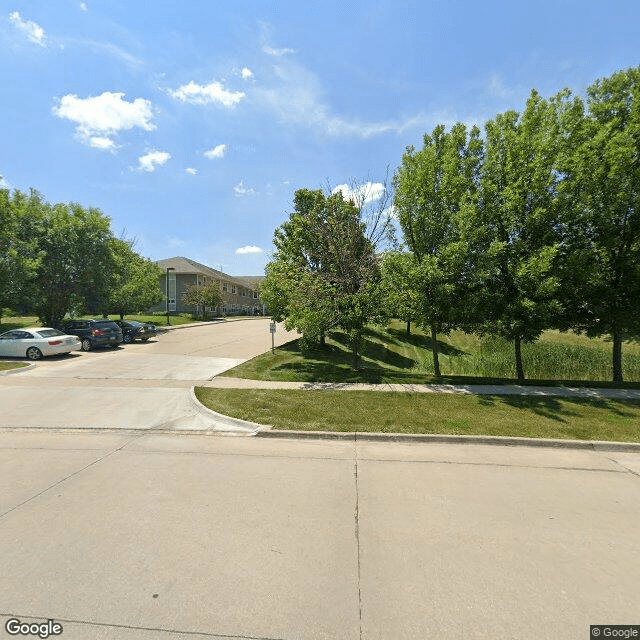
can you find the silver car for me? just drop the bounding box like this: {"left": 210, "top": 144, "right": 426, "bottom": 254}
{"left": 0, "top": 327, "right": 81, "bottom": 360}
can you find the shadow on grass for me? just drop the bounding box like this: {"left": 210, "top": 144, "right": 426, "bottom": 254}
{"left": 476, "top": 394, "right": 640, "bottom": 426}
{"left": 387, "top": 327, "right": 467, "bottom": 356}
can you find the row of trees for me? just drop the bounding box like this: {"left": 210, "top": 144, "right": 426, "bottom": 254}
{"left": 0, "top": 189, "right": 164, "bottom": 326}
{"left": 262, "top": 66, "right": 640, "bottom": 382}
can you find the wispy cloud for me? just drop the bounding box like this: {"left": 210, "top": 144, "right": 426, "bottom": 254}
{"left": 240, "top": 67, "right": 254, "bottom": 80}
{"left": 9, "top": 11, "right": 46, "bottom": 47}
{"left": 233, "top": 181, "right": 257, "bottom": 196}
{"left": 169, "top": 81, "right": 245, "bottom": 107}
{"left": 185, "top": 167, "right": 198, "bottom": 175}
{"left": 256, "top": 60, "right": 429, "bottom": 139}
{"left": 236, "top": 245, "right": 263, "bottom": 254}
{"left": 79, "top": 2, "right": 88, "bottom": 11}
{"left": 204, "top": 144, "right": 226, "bottom": 159}
{"left": 53, "top": 91, "right": 155, "bottom": 149}
{"left": 138, "top": 150, "right": 171, "bottom": 172}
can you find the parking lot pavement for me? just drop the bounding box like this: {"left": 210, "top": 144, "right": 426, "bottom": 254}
{"left": 1, "top": 432, "right": 639, "bottom": 639}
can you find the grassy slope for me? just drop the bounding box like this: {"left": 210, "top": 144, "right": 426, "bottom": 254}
{"left": 194, "top": 388, "right": 640, "bottom": 442}
{"left": 220, "top": 320, "right": 640, "bottom": 386}
{"left": 0, "top": 361, "right": 28, "bottom": 371}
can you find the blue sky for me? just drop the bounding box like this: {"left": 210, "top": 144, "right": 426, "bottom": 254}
{"left": 1, "top": 0, "right": 639, "bottom": 275}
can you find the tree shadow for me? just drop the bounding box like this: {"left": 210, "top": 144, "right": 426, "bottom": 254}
{"left": 330, "top": 331, "right": 417, "bottom": 369}
{"left": 387, "top": 327, "right": 467, "bottom": 356}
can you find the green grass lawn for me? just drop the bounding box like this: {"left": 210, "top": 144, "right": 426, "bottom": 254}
{"left": 194, "top": 388, "right": 640, "bottom": 442}
{"left": 220, "top": 320, "right": 640, "bottom": 387}
{"left": 0, "top": 361, "right": 29, "bottom": 371}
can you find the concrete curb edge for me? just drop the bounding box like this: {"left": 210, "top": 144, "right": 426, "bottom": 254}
{"left": 255, "top": 429, "right": 640, "bottom": 452}
{"left": 188, "top": 386, "right": 272, "bottom": 434}
{"left": 0, "top": 362, "right": 36, "bottom": 376}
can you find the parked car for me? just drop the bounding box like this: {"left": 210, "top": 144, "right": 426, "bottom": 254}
{"left": 62, "top": 319, "right": 123, "bottom": 351}
{"left": 0, "top": 327, "right": 81, "bottom": 360}
{"left": 114, "top": 319, "right": 158, "bottom": 343}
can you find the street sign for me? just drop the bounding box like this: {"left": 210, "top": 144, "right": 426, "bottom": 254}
{"left": 269, "top": 322, "right": 276, "bottom": 333}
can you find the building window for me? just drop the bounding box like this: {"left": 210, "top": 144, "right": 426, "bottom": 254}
{"left": 231, "top": 285, "right": 236, "bottom": 294}
{"left": 222, "top": 283, "right": 228, "bottom": 292}
{"left": 253, "top": 291, "right": 258, "bottom": 299}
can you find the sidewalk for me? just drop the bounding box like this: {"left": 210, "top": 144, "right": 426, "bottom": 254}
{"left": 203, "top": 376, "right": 640, "bottom": 398}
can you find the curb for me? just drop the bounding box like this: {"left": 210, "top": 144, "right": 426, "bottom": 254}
{"left": 160, "top": 316, "right": 269, "bottom": 332}
{"left": 255, "top": 429, "right": 640, "bottom": 452}
{"left": 188, "top": 386, "right": 272, "bottom": 434}
{"left": 0, "top": 362, "right": 35, "bottom": 376}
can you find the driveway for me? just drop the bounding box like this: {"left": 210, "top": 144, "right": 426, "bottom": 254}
{"left": 0, "top": 319, "right": 299, "bottom": 431}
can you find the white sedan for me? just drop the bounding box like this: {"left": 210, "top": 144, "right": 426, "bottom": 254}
{"left": 0, "top": 327, "right": 81, "bottom": 360}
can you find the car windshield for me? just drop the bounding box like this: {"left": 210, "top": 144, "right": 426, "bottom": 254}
{"left": 126, "top": 321, "right": 143, "bottom": 327}
{"left": 37, "top": 329, "right": 65, "bottom": 337}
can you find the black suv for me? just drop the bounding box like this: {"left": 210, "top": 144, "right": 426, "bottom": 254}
{"left": 62, "top": 319, "right": 123, "bottom": 351}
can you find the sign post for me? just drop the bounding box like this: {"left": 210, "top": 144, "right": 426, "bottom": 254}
{"left": 269, "top": 321, "right": 276, "bottom": 354}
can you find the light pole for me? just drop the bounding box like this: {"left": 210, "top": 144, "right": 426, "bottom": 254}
{"left": 166, "top": 267, "right": 175, "bottom": 326}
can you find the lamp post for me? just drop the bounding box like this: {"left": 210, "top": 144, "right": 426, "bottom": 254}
{"left": 166, "top": 267, "right": 175, "bottom": 326}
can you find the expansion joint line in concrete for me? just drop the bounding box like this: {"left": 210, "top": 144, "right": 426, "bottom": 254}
{"left": 0, "top": 432, "right": 148, "bottom": 521}
{"left": 354, "top": 434, "right": 363, "bottom": 640}
{"left": 0, "top": 613, "right": 287, "bottom": 639}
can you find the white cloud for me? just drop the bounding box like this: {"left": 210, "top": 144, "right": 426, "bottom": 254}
{"left": 233, "top": 181, "right": 257, "bottom": 196}
{"left": 240, "top": 67, "right": 253, "bottom": 80}
{"left": 256, "top": 61, "right": 428, "bottom": 139}
{"left": 263, "top": 45, "right": 295, "bottom": 57}
{"left": 9, "top": 11, "right": 46, "bottom": 46}
{"left": 53, "top": 91, "right": 155, "bottom": 147}
{"left": 236, "top": 245, "right": 263, "bottom": 255}
{"left": 138, "top": 150, "right": 171, "bottom": 172}
{"left": 332, "top": 182, "right": 386, "bottom": 204}
{"left": 79, "top": 2, "right": 88, "bottom": 10}
{"left": 185, "top": 167, "right": 198, "bottom": 175}
{"left": 169, "top": 81, "right": 245, "bottom": 107}
{"left": 204, "top": 144, "right": 226, "bottom": 159}
{"left": 88, "top": 136, "right": 117, "bottom": 151}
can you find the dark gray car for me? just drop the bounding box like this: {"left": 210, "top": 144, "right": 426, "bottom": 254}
{"left": 62, "top": 319, "right": 123, "bottom": 351}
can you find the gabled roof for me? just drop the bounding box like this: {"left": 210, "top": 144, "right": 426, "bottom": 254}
{"left": 156, "top": 257, "right": 264, "bottom": 289}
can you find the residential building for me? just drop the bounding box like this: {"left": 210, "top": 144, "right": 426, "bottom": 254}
{"left": 152, "top": 256, "right": 267, "bottom": 317}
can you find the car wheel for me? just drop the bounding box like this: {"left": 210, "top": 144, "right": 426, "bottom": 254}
{"left": 141, "top": 337, "right": 149, "bottom": 342}
{"left": 81, "top": 338, "right": 92, "bottom": 351}
{"left": 123, "top": 333, "right": 133, "bottom": 344}
{"left": 26, "top": 347, "right": 43, "bottom": 360}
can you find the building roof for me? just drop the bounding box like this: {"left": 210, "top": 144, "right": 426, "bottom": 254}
{"left": 156, "top": 257, "right": 263, "bottom": 289}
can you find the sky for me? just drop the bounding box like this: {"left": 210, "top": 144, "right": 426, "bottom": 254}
{"left": 1, "top": 0, "right": 639, "bottom": 276}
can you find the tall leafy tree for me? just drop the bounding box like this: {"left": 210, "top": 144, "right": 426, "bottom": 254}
{"left": 103, "top": 238, "right": 164, "bottom": 319}
{"left": 262, "top": 185, "right": 390, "bottom": 365}
{"left": 27, "top": 201, "right": 115, "bottom": 326}
{"left": 394, "top": 123, "right": 482, "bottom": 376}
{"left": 556, "top": 67, "right": 640, "bottom": 382}
{"left": 380, "top": 250, "right": 421, "bottom": 336}
{"left": 0, "top": 189, "right": 41, "bottom": 322}
{"left": 475, "top": 91, "right": 563, "bottom": 381}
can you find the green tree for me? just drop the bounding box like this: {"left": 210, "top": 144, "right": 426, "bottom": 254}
{"left": 26, "top": 200, "right": 115, "bottom": 326}
{"left": 475, "top": 90, "right": 563, "bottom": 381}
{"left": 262, "top": 185, "right": 391, "bottom": 365}
{"left": 104, "top": 238, "right": 164, "bottom": 319}
{"left": 380, "top": 250, "right": 421, "bottom": 336}
{"left": 181, "top": 281, "right": 223, "bottom": 318}
{"left": 393, "top": 122, "right": 482, "bottom": 376}
{"left": 556, "top": 67, "right": 640, "bottom": 382}
{"left": 0, "top": 189, "right": 41, "bottom": 323}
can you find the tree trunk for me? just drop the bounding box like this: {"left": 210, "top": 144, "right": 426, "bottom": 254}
{"left": 514, "top": 335, "right": 525, "bottom": 382}
{"left": 612, "top": 331, "right": 624, "bottom": 383}
{"left": 320, "top": 332, "right": 325, "bottom": 347}
{"left": 406, "top": 320, "right": 411, "bottom": 336}
{"left": 119, "top": 312, "right": 125, "bottom": 320}
{"left": 431, "top": 324, "right": 441, "bottom": 377}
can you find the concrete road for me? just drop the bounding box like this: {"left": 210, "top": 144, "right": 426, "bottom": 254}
{"left": 1, "top": 432, "right": 639, "bottom": 639}
{"left": 0, "top": 319, "right": 298, "bottom": 431}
